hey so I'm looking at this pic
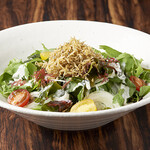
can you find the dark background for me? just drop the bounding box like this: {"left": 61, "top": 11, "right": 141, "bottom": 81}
{"left": 0, "top": 0, "right": 150, "bottom": 150}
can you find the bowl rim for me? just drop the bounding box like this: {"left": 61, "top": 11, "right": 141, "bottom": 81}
{"left": 0, "top": 20, "right": 150, "bottom": 37}
{"left": 0, "top": 20, "right": 150, "bottom": 117}
{"left": 0, "top": 96, "right": 149, "bottom": 117}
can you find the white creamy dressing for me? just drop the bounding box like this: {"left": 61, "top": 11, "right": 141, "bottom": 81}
{"left": 85, "top": 80, "right": 91, "bottom": 90}
{"left": 120, "top": 84, "right": 130, "bottom": 104}
{"left": 109, "top": 62, "right": 126, "bottom": 82}
{"left": 30, "top": 84, "right": 52, "bottom": 98}
{"left": 50, "top": 79, "right": 66, "bottom": 83}
{"left": 40, "top": 84, "right": 52, "bottom": 93}
{"left": 24, "top": 80, "right": 33, "bottom": 87}
{"left": 25, "top": 102, "right": 39, "bottom": 109}
{"left": 30, "top": 91, "right": 40, "bottom": 98}
{"left": 12, "top": 64, "right": 27, "bottom": 81}
{"left": 72, "top": 80, "right": 91, "bottom": 91}
{"left": 53, "top": 91, "right": 70, "bottom": 101}
{"left": 95, "top": 81, "right": 108, "bottom": 89}
{"left": 108, "top": 69, "right": 116, "bottom": 78}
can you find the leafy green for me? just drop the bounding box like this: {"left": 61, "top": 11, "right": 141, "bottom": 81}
{"left": 0, "top": 81, "right": 14, "bottom": 97}
{"left": 42, "top": 43, "right": 55, "bottom": 52}
{"left": 100, "top": 45, "right": 144, "bottom": 78}
{"left": 35, "top": 82, "right": 62, "bottom": 104}
{"left": 27, "top": 50, "right": 41, "bottom": 60}
{"left": 26, "top": 62, "right": 37, "bottom": 77}
{"left": 135, "top": 65, "right": 143, "bottom": 77}
{"left": 67, "top": 78, "right": 83, "bottom": 93}
{"left": 33, "top": 104, "right": 59, "bottom": 111}
{"left": 99, "top": 76, "right": 122, "bottom": 95}
{"left": 109, "top": 76, "right": 122, "bottom": 84}
{"left": 139, "top": 86, "right": 150, "bottom": 97}
{"left": 125, "top": 78, "right": 136, "bottom": 97}
{"left": 127, "top": 91, "right": 140, "bottom": 103}
{"left": 66, "top": 77, "right": 87, "bottom": 101}
{"left": 92, "top": 47, "right": 101, "bottom": 54}
{"left": 77, "top": 87, "right": 84, "bottom": 101}
{"left": 0, "top": 73, "right": 12, "bottom": 83}
{"left": 41, "top": 104, "right": 59, "bottom": 111}
{"left": 100, "top": 45, "right": 122, "bottom": 58}
{"left": 4, "top": 59, "right": 22, "bottom": 75}
{"left": 140, "top": 69, "right": 150, "bottom": 83}
{"left": 117, "top": 53, "right": 142, "bottom": 77}
{"left": 113, "top": 89, "right": 125, "bottom": 106}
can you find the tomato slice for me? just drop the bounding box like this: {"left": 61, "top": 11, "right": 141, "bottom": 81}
{"left": 8, "top": 89, "right": 30, "bottom": 107}
{"left": 11, "top": 80, "right": 26, "bottom": 87}
{"left": 130, "top": 76, "right": 145, "bottom": 91}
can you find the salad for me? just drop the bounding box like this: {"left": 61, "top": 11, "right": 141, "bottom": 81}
{"left": 0, "top": 38, "right": 150, "bottom": 112}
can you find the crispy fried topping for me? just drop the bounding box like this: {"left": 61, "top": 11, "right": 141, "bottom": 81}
{"left": 38, "top": 38, "right": 103, "bottom": 78}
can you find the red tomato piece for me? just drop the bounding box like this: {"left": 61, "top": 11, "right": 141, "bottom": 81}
{"left": 11, "top": 80, "right": 26, "bottom": 87}
{"left": 8, "top": 89, "right": 30, "bottom": 107}
{"left": 130, "top": 76, "right": 145, "bottom": 91}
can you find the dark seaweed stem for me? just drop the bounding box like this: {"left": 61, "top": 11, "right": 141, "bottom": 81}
{"left": 83, "top": 57, "right": 118, "bottom": 78}
{"left": 62, "top": 79, "right": 72, "bottom": 89}
{"left": 106, "top": 65, "right": 117, "bottom": 73}
{"left": 97, "top": 72, "right": 109, "bottom": 82}
{"left": 96, "top": 57, "right": 119, "bottom": 82}
{"left": 107, "top": 57, "right": 119, "bottom": 63}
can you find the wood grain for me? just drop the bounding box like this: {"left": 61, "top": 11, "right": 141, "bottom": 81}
{"left": 0, "top": 0, "right": 150, "bottom": 150}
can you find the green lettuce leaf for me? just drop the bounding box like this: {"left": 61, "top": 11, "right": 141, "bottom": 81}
{"left": 113, "top": 89, "right": 125, "bottom": 106}
{"left": 26, "top": 62, "right": 37, "bottom": 78}
{"left": 77, "top": 87, "right": 84, "bottom": 101}
{"left": 125, "top": 78, "right": 136, "bottom": 97}
{"left": 4, "top": 59, "right": 22, "bottom": 75}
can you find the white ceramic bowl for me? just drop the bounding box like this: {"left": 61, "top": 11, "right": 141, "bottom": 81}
{"left": 0, "top": 20, "right": 150, "bottom": 130}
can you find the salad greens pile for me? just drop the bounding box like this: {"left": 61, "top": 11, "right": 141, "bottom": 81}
{"left": 0, "top": 41, "right": 150, "bottom": 112}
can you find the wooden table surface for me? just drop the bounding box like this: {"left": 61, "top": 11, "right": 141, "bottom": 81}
{"left": 0, "top": 0, "right": 150, "bottom": 150}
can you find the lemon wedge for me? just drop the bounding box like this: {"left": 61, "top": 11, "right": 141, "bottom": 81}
{"left": 40, "top": 51, "right": 51, "bottom": 60}
{"left": 70, "top": 99, "right": 97, "bottom": 112}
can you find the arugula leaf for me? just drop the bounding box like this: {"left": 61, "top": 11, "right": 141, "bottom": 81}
{"left": 135, "top": 65, "right": 143, "bottom": 77}
{"left": 100, "top": 45, "right": 122, "bottom": 57}
{"left": 116, "top": 53, "right": 143, "bottom": 77}
{"left": 41, "top": 43, "right": 55, "bottom": 52}
{"left": 92, "top": 47, "right": 101, "bottom": 54}
{"left": 27, "top": 50, "right": 41, "bottom": 59}
{"left": 140, "top": 69, "right": 150, "bottom": 83}
{"left": 101, "top": 52, "right": 109, "bottom": 58}
{"left": 100, "top": 45, "right": 144, "bottom": 78}
{"left": 113, "top": 89, "right": 125, "bottom": 106}
{"left": 139, "top": 86, "right": 150, "bottom": 97}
